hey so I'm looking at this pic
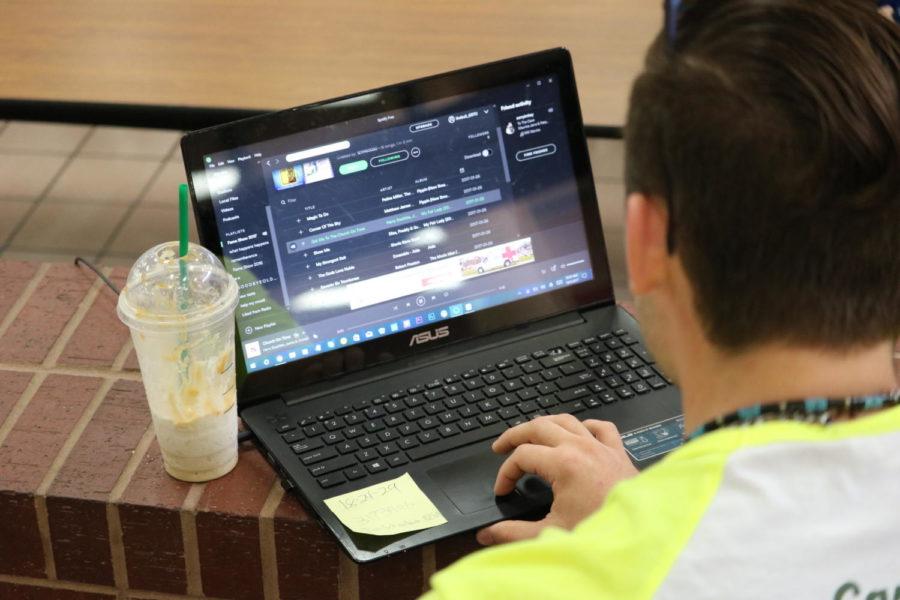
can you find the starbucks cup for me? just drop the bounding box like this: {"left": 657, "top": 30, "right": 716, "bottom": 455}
{"left": 118, "top": 242, "right": 240, "bottom": 482}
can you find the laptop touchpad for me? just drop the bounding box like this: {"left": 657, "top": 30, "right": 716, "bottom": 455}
{"left": 427, "top": 449, "right": 509, "bottom": 514}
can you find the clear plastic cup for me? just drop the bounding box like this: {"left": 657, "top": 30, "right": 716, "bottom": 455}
{"left": 118, "top": 242, "right": 240, "bottom": 482}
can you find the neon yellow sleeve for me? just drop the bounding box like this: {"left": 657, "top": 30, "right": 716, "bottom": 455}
{"left": 422, "top": 443, "right": 729, "bottom": 600}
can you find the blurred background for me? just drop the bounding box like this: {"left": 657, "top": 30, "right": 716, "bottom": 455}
{"left": 0, "top": 1, "right": 662, "bottom": 299}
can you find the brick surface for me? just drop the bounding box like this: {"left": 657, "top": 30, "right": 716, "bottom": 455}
{"left": 119, "top": 503, "right": 187, "bottom": 595}
{"left": 0, "top": 263, "right": 94, "bottom": 365}
{"left": 0, "top": 490, "right": 45, "bottom": 577}
{"left": 50, "top": 379, "right": 150, "bottom": 502}
{"left": 46, "top": 379, "right": 150, "bottom": 586}
{"left": 0, "top": 374, "right": 102, "bottom": 493}
{"left": 274, "top": 494, "right": 340, "bottom": 600}
{"left": 123, "top": 348, "right": 140, "bottom": 372}
{"left": 358, "top": 548, "right": 424, "bottom": 600}
{"left": 0, "top": 581, "right": 113, "bottom": 599}
{"left": 0, "top": 260, "right": 39, "bottom": 324}
{"left": 0, "top": 259, "right": 504, "bottom": 600}
{"left": 197, "top": 444, "right": 276, "bottom": 517}
{"left": 195, "top": 447, "right": 276, "bottom": 600}
{"left": 121, "top": 439, "right": 192, "bottom": 509}
{"left": 57, "top": 273, "right": 129, "bottom": 369}
{"left": 0, "top": 369, "right": 33, "bottom": 428}
{"left": 119, "top": 440, "right": 192, "bottom": 595}
{"left": 435, "top": 531, "right": 481, "bottom": 570}
{"left": 195, "top": 512, "right": 263, "bottom": 600}
{"left": 46, "top": 497, "right": 114, "bottom": 586}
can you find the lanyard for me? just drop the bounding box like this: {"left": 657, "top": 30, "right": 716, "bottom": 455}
{"left": 687, "top": 389, "right": 900, "bottom": 441}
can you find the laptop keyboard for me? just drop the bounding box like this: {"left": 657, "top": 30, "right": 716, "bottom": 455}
{"left": 266, "top": 328, "right": 672, "bottom": 489}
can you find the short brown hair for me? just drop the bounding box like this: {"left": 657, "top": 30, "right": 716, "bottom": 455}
{"left": 625, "top": 0, "right": 900, "bottom": 350}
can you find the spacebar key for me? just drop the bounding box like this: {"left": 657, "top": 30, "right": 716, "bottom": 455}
{"left": 408, "top": 423, "right": 507, "bottom": 461}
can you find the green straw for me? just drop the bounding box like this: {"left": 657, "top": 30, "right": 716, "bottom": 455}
{"left": 178, "top": 184, "right": 190, "bottom": 280}
{"left": 177, "top": 184, "right": 190, "bottom": 408}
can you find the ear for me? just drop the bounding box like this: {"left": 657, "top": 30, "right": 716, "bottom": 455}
{"left": 625, "top": 192, "right": 670, "bottom": 295}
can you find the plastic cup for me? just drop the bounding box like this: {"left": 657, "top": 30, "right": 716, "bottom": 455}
{"left": 118, "top": 241, "right": 240, "bottom": 482}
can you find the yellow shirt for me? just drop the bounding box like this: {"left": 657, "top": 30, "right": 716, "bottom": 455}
{"left": 423, "top": 405, "right": 900, "bottom": 600}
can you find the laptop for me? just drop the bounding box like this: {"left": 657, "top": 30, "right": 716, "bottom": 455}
{"left": 181, "top": 48, "right": 682, "bottom": 563}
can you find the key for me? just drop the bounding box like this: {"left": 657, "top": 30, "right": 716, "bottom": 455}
{"left": 317, "top": 474, "right": 346, "bottom": 488}
{"left": 557, "top": 372, "right": 595, "bottom": 390}
{"left": 387, "top": 453, "right": 409, "bottom": 468}
{"left": 291, "top": 438, "right": 323, "bottom": 454}
{"left": 438, "top": 424, "right": 460, "bottom": 437}
{"left": 377, "top": 442, "right": 399, "bottom": 456}
{"left": 364, "top": 420, "right": 385, "bottom": 432}
{"left": 282, "top": 430, "right": 303, "bottom": 444}
{"left": 336, "top": 441, "right": 358, "bottom": 454}
{"left": 308, "top": 454, "right": 355, "bottom": 477}
{"left": 557, "top": 386, "right": 590, "bottom": 403}
{"left": 357, "top": 435, "right": 378, "bottom": 448}
{"left": 344, "top": 465, "right": 366, "bottom": 480}
{"left": 322, "top": 432, "right": 344, "bottom": 444}
{"left": 356, "top": 448, "right": 378, "bottom": 462}
{"left": 559, "top": 362, "right": 585, "bottom": 375}
{"left": 478, "top": 412, "right": 500, "bottom": 425}
{"left": 423, "top": 389, "right": 446, "bottom": 401}
{"left": 648, "top": 376, "right": 667, "bottom": 389}
{"left": 498, "top": 406, "right": 519, "bottom": 420}
{"left": 438, "top": 411, "right": 458, "bottom": 424}
{"left": 377, "top": 429, "right": 398, "bottom": 442}
{"left": 303, "top": 423, "right": 324, "bottom": 437}
{"left": 519, "top": 400, "right": 539, "bottom": 413}
{"left": 539, "top": 353, "right": 574, "bottom": 368}
{"left": 418, "top": 430, "right": 440, "bottom": 444}
{"left": 408, "top": 423, "right": 506, "bottom": 461}
{"left": 398, "top": 422, "right": 419, "bottom": 435}
{"left": 300, "top": 447, "right": 337, "bottom": 465}
{"left": 399, "top": 436, "right": 420, "bottom": 450}
{"left": 343, "top": 425, "right": 364, "bottom": 438}
{"left": 365, "top": 460, "right": 388, "bottom": 474}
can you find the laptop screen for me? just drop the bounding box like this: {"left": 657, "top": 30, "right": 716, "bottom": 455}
{"left": 196, "top": 70, "right": 599, "bottom": 374}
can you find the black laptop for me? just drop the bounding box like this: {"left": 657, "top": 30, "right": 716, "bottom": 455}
{"left": 182, "top": 48, "right": 682, "bottom": 563}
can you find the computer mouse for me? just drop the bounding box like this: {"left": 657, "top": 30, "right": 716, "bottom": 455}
{"left": 514, "top": 474, "right": 554, "bottom": 506}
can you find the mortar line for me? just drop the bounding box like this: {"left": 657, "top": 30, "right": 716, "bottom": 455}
{"left": 0, "top": 372, "right": 46, "bottom": 449}
{"left": 0, "top": 263, "right": 50, "bottom": 338}
{"left": 33, "top": 494, "right": 57, "bottom": 580}
{"left": 0, "top": 572, "right": 232, "bottom": 599}
{"left": 422, "top": 544, "right": 437, "bottom": 593}
{"left": 42, "top": 268, "right": 108, "bottom": 367}
{"left": 259, "top": 481, "right": 285, "bottom": 600}
{"left": 181, "top": 483, "right": 207, "bottom": 597}
{"left": 35, "top": 378, "right": 115, "bottom": 496}
{"left": 0, "top": 361, "right": 142, "bottom": 382}
{"left": 106, "top": 503, "right": 129, "bottom": 591}
{"left": 338, "top": 550, "right": 360, "bottom": 600}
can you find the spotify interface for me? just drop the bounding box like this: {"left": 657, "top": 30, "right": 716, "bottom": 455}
{"left": 200, "top": 76, "right": 595, "bottom": 372}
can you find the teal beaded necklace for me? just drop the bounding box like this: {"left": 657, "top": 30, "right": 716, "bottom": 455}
{"left": 686, "top": 389, "right": 900, "bottom": 441}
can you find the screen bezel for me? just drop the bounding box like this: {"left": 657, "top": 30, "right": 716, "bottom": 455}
{"left": 181, "top": 47, "right": 615, "bottom": 404}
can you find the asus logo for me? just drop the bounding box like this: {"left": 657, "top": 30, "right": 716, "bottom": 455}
{"left": 409, "top": 326, "right": 450, "bottom": 346}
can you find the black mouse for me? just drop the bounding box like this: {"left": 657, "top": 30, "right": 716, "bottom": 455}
{"left": 514, "top": 474, "right": 554, "bottom": 506}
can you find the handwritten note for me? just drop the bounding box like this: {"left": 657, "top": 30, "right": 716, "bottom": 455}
{"left": 324, "top": 473, "right": 447, "bottom": 536}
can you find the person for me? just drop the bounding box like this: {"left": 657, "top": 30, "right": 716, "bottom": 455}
{"left": 422, "top": 1, "right": 900, "bottom": 598}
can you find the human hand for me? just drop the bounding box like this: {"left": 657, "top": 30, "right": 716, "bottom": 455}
{"left": 476, "top": 414, "right": 638, "bottom": 546}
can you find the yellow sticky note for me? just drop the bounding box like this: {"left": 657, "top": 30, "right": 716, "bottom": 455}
{"left": 324, "top": 472, "right": 447, "bottom": 536}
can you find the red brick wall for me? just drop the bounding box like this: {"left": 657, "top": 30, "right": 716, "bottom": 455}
{"left": 0, "top": 261, "right": 484, "bottom": 600}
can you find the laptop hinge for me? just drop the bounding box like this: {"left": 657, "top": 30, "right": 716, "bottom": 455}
{"left": 282, "top": 310, "right": 587, "bottom": 406}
